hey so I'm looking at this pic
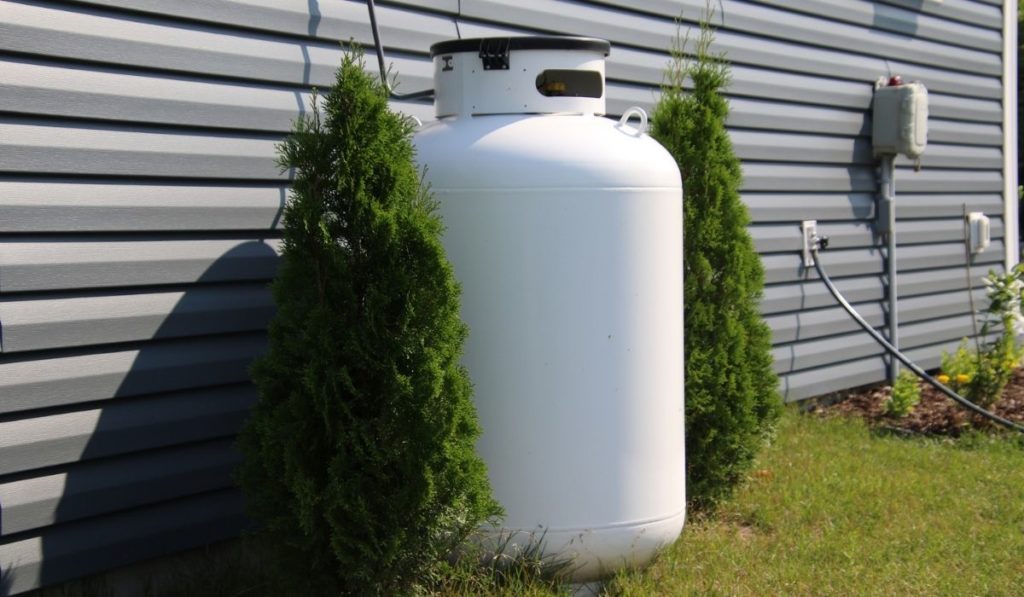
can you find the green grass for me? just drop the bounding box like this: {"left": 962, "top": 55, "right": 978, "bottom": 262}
{"left": 42, "top": 410, "right": 1024, "bottom": 596}
{"left": 608, "top": 409, "right": 1024, "bottom": 596}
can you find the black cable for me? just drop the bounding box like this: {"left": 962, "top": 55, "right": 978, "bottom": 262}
{"left": 811, "top": 248, "right": 1024, "bottom": 434}
{"left": 366, "top": 0, "right": 435, "bottom": 101}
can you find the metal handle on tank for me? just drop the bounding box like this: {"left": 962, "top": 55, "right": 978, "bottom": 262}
{"left": 618, "top": 107, "right": 648, "bottom": 135}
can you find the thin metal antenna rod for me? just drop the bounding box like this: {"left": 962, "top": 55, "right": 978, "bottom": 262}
{"left": 366, "top": 0, "right": 435, "bottom": 101}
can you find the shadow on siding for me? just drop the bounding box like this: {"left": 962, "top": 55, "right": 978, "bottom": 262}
{"left": 29, "top": 239, "right": 280, "bottom": 594}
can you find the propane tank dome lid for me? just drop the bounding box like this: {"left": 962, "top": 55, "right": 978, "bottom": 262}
{"left": 429, "top": 36, "right": 611, "bottom": 57}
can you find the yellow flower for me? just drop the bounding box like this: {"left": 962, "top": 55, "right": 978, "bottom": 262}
{"left": 955, "top": 374, "right": 970, "bottom": 384}
{"left": 936, "top": 373, "right": 950, "bottom": 384}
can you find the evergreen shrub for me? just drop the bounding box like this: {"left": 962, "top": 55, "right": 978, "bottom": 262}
{"left": 237, "top": 50, "right": 500, "bottom": 595}
{"left": 651, "top": 11, "right": 782, "bottom": 509}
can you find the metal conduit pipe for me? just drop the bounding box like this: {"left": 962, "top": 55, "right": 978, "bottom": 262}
{"left": 365, "top": 0, "right": 435, "bottom": 101}
{"left": 879, "top": 155, "right": 898, "bottom": 384}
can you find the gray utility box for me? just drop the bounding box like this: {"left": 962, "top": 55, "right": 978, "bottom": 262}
{"left": 872, "top": 81, "right": 928, "bottom": 159}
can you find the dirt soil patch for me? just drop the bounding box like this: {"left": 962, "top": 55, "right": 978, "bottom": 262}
{"left": 811, "top": 368, "right": 1024, "bottom": 436}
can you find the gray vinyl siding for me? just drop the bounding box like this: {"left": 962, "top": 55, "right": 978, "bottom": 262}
{"left": 0, "top": 0, "right": 1010, "bottom": 593}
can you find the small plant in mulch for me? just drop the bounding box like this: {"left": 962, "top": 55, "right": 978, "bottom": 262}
{"left": 816, "top": 265, "right": 1024, "bottom": 436}
{"left": 813, "top": 369, "right": 1024, "bottom": 436}
{"left": 882, "top": 368, "right": 921, "bottom": 418}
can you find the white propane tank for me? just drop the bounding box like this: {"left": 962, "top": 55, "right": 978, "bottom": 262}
{"left": 413, "top": 37, "right": 685, "bottom": 581}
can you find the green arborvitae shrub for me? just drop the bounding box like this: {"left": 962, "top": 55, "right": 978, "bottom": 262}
{"left": 651, "top": 11, "right": 782, "bottom": 510}
{"left": 237, "top": 50, "right": 501, "bottom": 595}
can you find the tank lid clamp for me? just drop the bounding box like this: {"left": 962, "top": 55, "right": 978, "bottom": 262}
{"left": 479, "top": 38, "right": 511, "bottom": 70}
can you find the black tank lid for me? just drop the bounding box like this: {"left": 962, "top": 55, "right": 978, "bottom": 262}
{"left": 430, "top": 36, "right": 611, "bottom": 57}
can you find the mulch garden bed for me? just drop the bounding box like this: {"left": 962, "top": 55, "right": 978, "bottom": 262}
{"left": 811, "top": 368, "right": 1024, "bottom": 436}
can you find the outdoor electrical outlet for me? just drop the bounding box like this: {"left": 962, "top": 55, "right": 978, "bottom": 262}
{"left": 802, "top": 220, "right": 817, "bottom": 268}
{"left": 967, "top": 212, "right": 991, "bottom": 254}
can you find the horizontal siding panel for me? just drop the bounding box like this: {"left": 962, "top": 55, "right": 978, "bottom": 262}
{"left": 773, "top": 312, "right": 979, "bottom": 374}
{"left": 751, "top": 217, "right": 1003, "bottom": 253}
{"left": 459, "top": 16, "right": 1002, "bottom": 100}
{"left": 762, "top": 241, "right": 1004, "bottom": 284}
{"left": 746, "top": 0, "right": 1001, "bottom": 46}
{"left": 875, "top": 0, "right": 1003, "bottom": 29}
{"left": 928, "top": 93, "right": 1003, "bottom": 123}
{"left": 9, "top": 118, "right": 995, "bottom": 190}
{"left": 717, "top": 0, "right": 1000, "bottom": 61}
{"left": 752, "top": 221, "right": 875, "bottom": 253}
{"left": 766, "top": 288, "right": 984, "bottom": 344}
{"left": 0, "top": 489, "right": 246, "bottom": 595}
{"left": 1, "top": 119, "right": 282, "bottom": 179}
{"left": 26, "top": 55, "right": 1004, "bottom": 142}
{"left": 0, "top": 56, "right": 435, "bottom": 131}
{"left": 2, "top": 1, "right": 446, "bottom": 88}
{"left": 63, "top": 0, "right": 458, "bottom": 43}
{"left": 738, "top": 131, "right": 1001, "bottom": 169}
{"left": 744, "top": 193, "right": 876, "bottom": 222}
{"left": 760, "top": 267, "right": 994, "bottom": 314}
{"left": 781, "top": 338, "right": 967, "bottom": 401}
{"left": 898, "top": 216, "right": 1004, "bottom": 245}
{"left": 590, "top": 83, "right": 875, "bottom": 136}
{"left": 895, "top": 193, "right": 1004, "bottom": 217}
{"left": 0, "top": 57, "right": 855, "bottom": 136}
{"left": 608, "top": 48, "right": 871, "bottom": 109}
{"left": 896, "top": 240, "right": 1006, "bottom": 272}
{"left": 0, "top": 57, "right": 310, "bottom": 132}
{"left": 8, "top": 2, "right": 1001, "bottom": 120}
{"left": 893, "top": 168, "right": 1005, "bottom": 193}
{"left": 0, "top": 334, "right": 264, "bottom": 414}
{"left": 601, "top": 0, "right": 1001, "bottom": 32}
{"left": 593, "top": 0, "right": 999, "bottom": 50}
{"left": 462, "top": 0, "right": 999, "bottom": 75}
{"left": 763, "top": 246, "right": 881, "bottom": 284}
{"left": 895, "top": 145, "right": 1002, "bottom": 169}
{"left": 0, "top": 386, "right": 253, "bottom": 476}
{"left": 762, "top": 275, "right": 888, "bottom": 315}
{"left": 746, "top": 195, "right": 1004, "bottom": 230}
{"left": 900, "top": 262, "right": 1004, "bottom": 296}
{"left": 375, "top": 0, "right": 458, "bottom": 13}
{"left": 0, "top": 438, "right": 239, "bottom": 536}
{"left": 0, "top": 239, "right": 280, "bottom": 293}
{"left": 0, "top": 180, "right": 287, "bottom": 233}
{"left": 729, "top": 100, "right": 866, "bottom": 137}
{"left": 741, "top": 164, "right": 877, "bottom": 192}
{"left": 1, "top": 58, "right": 1001, "bottom": 149}
{"left": 736, "top": 132, "right": 1001, "bottom": 169}
{"left": 926, "top": 119, "right": 1003, "bottom": 146}
{"left": 0, "top": 284, "right": 274, "bottom": 353}
{"left": 732, "top": 131, "right": 867, "bottom": 164}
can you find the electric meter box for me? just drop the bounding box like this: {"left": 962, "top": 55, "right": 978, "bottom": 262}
{"left": 872, "top": 81, "right": 928, "bottom": 159}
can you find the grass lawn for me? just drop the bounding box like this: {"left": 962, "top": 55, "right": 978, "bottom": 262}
{"left": 42, "top": 409, "right": 1024, "bottom": 596}
{"left": 607, "top": 409, "right": 1024, "bottom": 596}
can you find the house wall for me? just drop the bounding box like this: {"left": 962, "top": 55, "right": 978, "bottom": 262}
{"left": 0, "top": 0, "right": 1009, "bottom": 592}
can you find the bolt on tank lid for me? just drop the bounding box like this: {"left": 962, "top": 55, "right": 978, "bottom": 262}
{"left": 430, "top": 36, "right": 611, "bottom": 119}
